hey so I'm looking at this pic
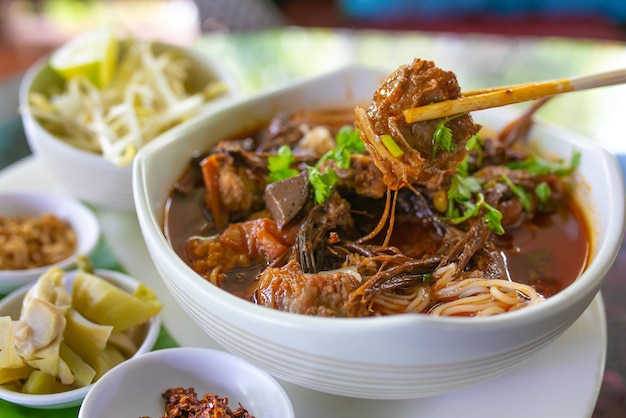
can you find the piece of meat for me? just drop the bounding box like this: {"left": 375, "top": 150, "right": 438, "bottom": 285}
{"left": 295, "top": 192, "right": 354, "bottom": 274}
{"left": 332, "top": 153, "right": 386, "bottom": 199}
{"left": 199, "top": 148, "right": 266, "bottom": 230}
{"left": 256, "top": 259, "right": 369, "bottom": 317}
{"left": 264, "top": 171, "right": 310, "bottom": 229}
{"left": 186, "top": 218, "right": 297, "bottom": 280}
{"left": 355, "top": 58, "right": 481, "bottom": 190}
{"left": 255, "top": 112, "right": 306, "bottom": 152}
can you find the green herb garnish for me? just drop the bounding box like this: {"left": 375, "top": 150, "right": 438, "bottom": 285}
{"left": 507, "top": 150, "right": 580, "bottom": 176}
{"left": 446, "top": 175, "right": 482, "bottom": 218}
{"left": 381, "top": 134, "right": 404, "bottom": 158}
{"left": 446, "top": 174, "right": 504, "bottom": 234}
{"left": 267, "top": 127, "right": 365, "bottom": 205}
{"left": 268, "top": 145, "right": 299, "bottom": 182}
{"left": 311, "top": 126, "right": 365, "bottom": 202}
{"left": 318, "top": 126, "right": 364, "bottom": 170}
{"left": 448, "top": 193, "right": 504, "bottom": 235}
{"left": 457, "top": 133, "right": 482, "bottom": 177}
{"left": 432, "top": 114, "right": 463, "bottom": 160}
{"left": 534, "top": 181, "right": 552, "bottom": 211}
{"left": 502, "top": 175, "right": 532, "bottom": 212}
{"left": 307, "top": 166, "right": 340, "bottom": 204}
{"left": 336, "top": 125, "right": 365, "bottom": 154}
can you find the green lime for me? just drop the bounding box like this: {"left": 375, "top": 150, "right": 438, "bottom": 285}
{"left": 50, "top": 28, "right": 119, "bottom": 88}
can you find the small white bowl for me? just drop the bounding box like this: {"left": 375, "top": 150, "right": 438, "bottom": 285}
{"left": 19, "top": 39, "right": 237, "bottom": 211}
{"left": 0, "top": 192, "right": 100, "bottom": 294}
{"left": 0, "top": 268, "right": 162, "bottom": 409}
{"left": 78, "top": 347, "right": 294, "bottom": 418}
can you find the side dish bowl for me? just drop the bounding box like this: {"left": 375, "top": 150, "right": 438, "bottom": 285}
{"left": 78, "top": 347, "right": 294, "bottom": 418}
{"left": 0, "top": 192, "right": 100, "bottom": 293}
{"left": 133, "top": 66, "right": 625, "bottom": 399}
{"left": 0, "top": 268, "right": 162, "bottom": 409}
{"left": 19, "top": 38, "right": 237, "bottom": 211}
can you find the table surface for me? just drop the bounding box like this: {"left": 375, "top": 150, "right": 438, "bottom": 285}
{"left": 2, "top": 27, "right": 626, "bottom": 416}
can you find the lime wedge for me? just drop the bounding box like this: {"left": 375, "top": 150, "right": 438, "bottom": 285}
{"left": 50, "top": 28, "right": 119, "bottom": 89}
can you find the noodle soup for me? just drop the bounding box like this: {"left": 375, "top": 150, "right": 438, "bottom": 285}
{"left": 164, "top": 107, "right": 589, "bottom": 317}
{"left": 134, "top": 64, "right": 623, "bottom": 399}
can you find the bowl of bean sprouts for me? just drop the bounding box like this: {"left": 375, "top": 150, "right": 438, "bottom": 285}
{"left": 19, "top": 34, "right": 237, "bottom": 211}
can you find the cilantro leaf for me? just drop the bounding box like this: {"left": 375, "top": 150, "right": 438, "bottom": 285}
{"left": 448, "top": 199, "right": 479, "bottom": 225}
{"left": 432, "top": 114, "right": 463, "bottom": 160}
{"left": 507, "top": 150, "right": 581, "bottom": 176}
{"left": 307, "top": 166, "right": 339, "bottom": 205}
{"left": 502, "top": 175, "right": 532, "bottom": 212}
{"left": 268, "top": 145, "right": 298, "bottom": 182}
{"left": 465, "top": 133, "right": 482, "bottom": 154}
{"left": 534, "top": 181, "right": 552, "bottom": 211}
{"left": 336, "top": 126, "right": 365, "bottom": 154}
{"left": 446, "top": 175, "right": 481, "bottom": 218}
{"left": 535, "top": 181, "right": 551, "bottom": 202}
{"left": 317, "top": 126, "right": 364, "bottom": 170}
{"left": 447, "top": 175, "right": 481, "bottom": 202}
{"left": 457, "top": 133, "right": 483, "bottom": 177}
{"left": 446, "top": 177, "right": 504, "bottom": 234}
{"left": 479, "top": 194, "right": 505, "bottom": 235}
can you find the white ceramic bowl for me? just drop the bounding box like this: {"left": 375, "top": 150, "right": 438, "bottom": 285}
{"left": 0, "top": 268, "right": 162, "bottom": 409}
{"left": 19, "top": 40, "right": 237, "bottom": 211}
{"left": 78, "top": 347, "right": 294, "bottom": 418}
{"left": 133, "top": 66, "right": 625, "bottom": 399}
{"left": 0, "top": 192, "right": 100, "bottom": 293}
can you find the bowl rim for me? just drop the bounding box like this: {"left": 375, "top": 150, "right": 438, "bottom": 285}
{"left": 0, "top": 191, "right": 100, "bottom": 286}
{"left": 133, "top": 64, "right": 626, "bottom": 331}
{"left": 0, "top": 268, "right": 162, "bottom": 408}
{"left": 78, "top": 346, "right": 295, "bottom": 418}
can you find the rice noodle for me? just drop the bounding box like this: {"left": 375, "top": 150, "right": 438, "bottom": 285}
{"left": 371, "top": 285, "right": 431, "bottom": 314}
{"left": 427, "top": 263, "right": 544, "bottom": 316}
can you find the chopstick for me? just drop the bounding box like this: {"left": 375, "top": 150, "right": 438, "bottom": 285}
{"left": 403, "top": 68, "right": 626, "bottom": 123}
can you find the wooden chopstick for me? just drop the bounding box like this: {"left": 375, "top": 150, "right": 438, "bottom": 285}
{"left": 404, "top": 68, "right": 626, "bottom": 123}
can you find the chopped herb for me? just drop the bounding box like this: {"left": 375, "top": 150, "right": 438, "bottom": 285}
{"left": 336, "top": 125, "right": 365, "bottom": 154}
{"left": 507, "top": 150, "right": 581, "bottom": 176}
{"left": 447, "top": 175, "right": 482, "bottom": 216}
{"left": 480, "top": 195, "right": 505, "bottom": 235}
{"left": 381, "top": 134, "right": 404, "bottom": 158}
{"left": 432, "top": 114, "right": 463, "bottom": 160}
{"left": 307, "top": 166, "right": 339, "bottom": 204}
{"left": 318, "top": 146, "right": 350, "bottom": 170}
{"left": 502, "top": 175, "right": 532, "bottom": 212}
{"left": 534, "top": 181, "right": 552, "bottom": 211}
{"left": 269, "top": 127, "right": 365, "bottom": 205}
{"left": 466, "top": 133, "right": 482, "bottom": 155}
{"left": 268, "top": 145, "right": 298, "bottom": 182}
{"left": 457, "top": 133, "right": 482, "bottom": 177}
{"left": 318, "top": 126, "right": 364, "bottom": 170}
{"left": 535, "top": 181, "right": 551, "bottom": 202}
{"left": 449, "top": 193, "right": 504, "bottom": 234}
{"left": 446, "top": 176, "right": 504, "bottom": 234}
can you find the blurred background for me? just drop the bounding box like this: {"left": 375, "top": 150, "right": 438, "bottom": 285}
{"left": 1, "top": 0, "right": 626, "bottom": 80}
{"left": 2, "top": 0, "right": 626, "bottom": 178}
